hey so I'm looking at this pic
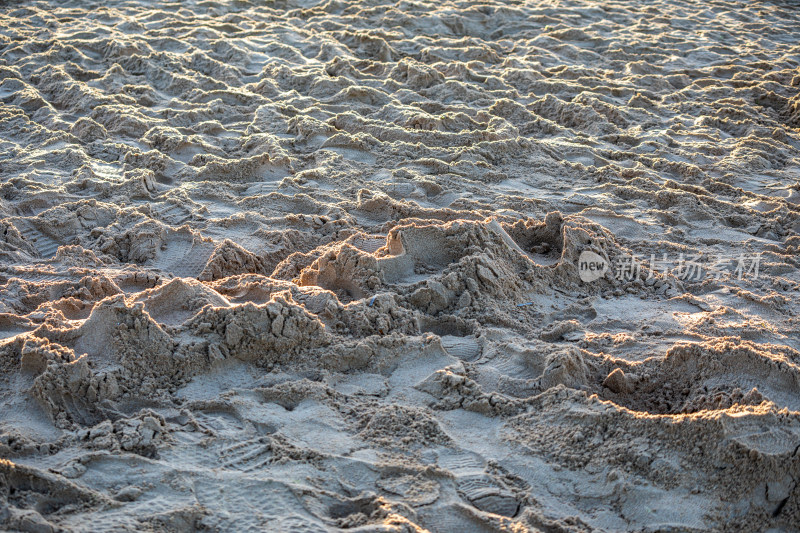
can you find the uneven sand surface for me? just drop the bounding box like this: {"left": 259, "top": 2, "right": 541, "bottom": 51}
{"left": 1, "top": 0, "right": 800, "bottom": 531}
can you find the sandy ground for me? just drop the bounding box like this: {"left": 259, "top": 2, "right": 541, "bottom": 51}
{"left": 1, "top": 0, "right": 800, "bottom": 531}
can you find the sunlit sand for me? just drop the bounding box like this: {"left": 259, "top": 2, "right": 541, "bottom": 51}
{"left": 1, "top": 0, "right": 799, "bottom": 530}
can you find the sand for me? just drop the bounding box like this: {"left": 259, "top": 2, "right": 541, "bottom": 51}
{"left": 1, "top": 0, "right": 799, "bottom": 531}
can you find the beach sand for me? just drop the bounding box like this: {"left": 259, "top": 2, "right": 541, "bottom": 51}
{"left": 1, "top": 0, "right": 800, "bottom": 530}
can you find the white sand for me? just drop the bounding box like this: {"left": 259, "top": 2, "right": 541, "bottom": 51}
{"left": 1, "top": 0, "right": 800, "bottom": 531}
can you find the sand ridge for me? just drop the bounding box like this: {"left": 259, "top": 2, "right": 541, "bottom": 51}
{"left": 1, "top": 0, "right": 800, "bottom": 531}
